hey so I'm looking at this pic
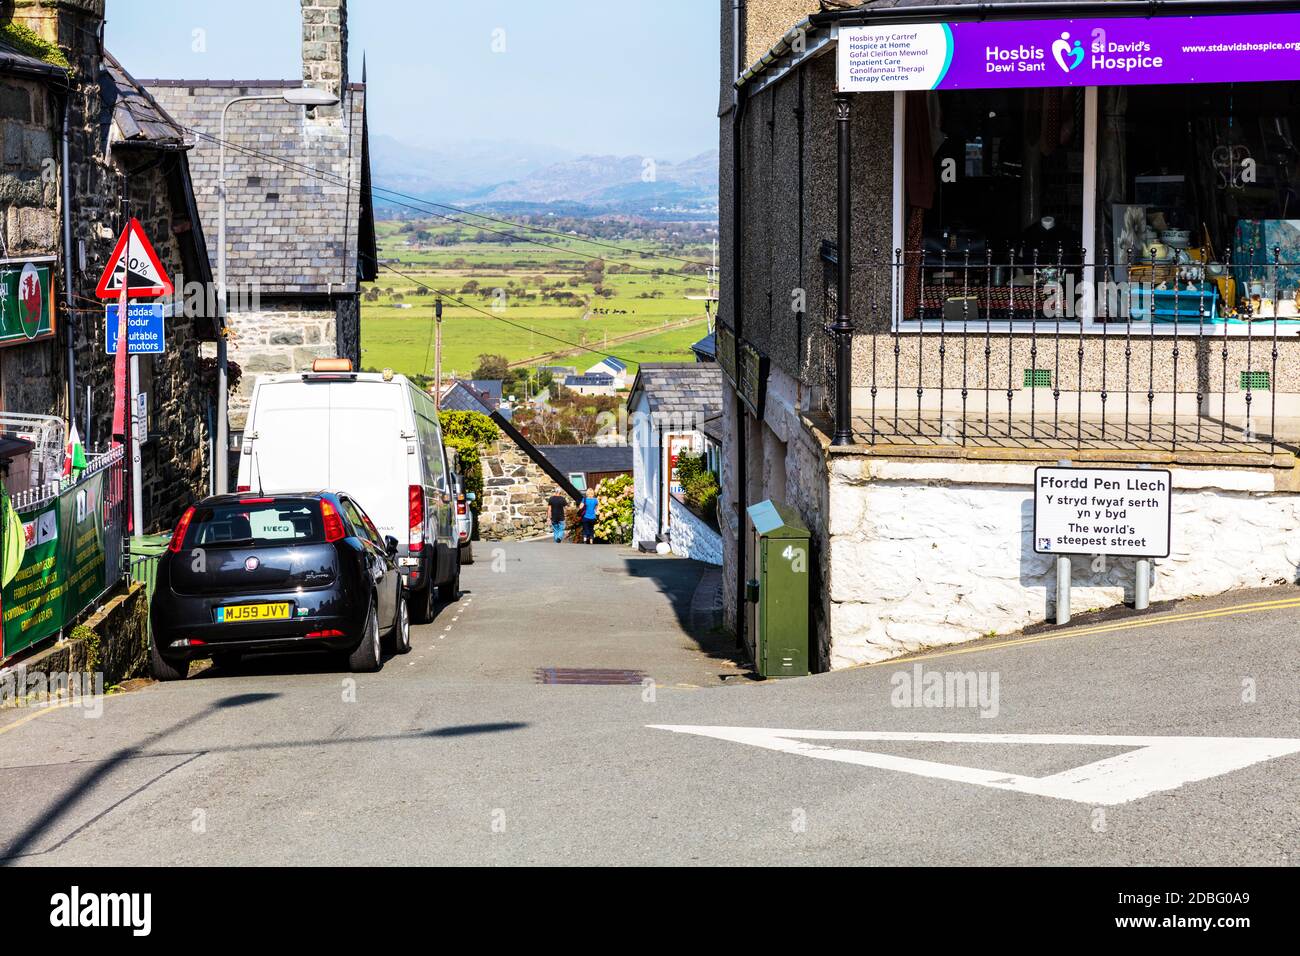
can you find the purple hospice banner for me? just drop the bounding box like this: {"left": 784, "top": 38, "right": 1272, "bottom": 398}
{"left": 836, "top": 13, "right": 1300, "bottom": 92}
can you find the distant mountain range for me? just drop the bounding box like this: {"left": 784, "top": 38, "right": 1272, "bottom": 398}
{"left": 370, "top": 135, "right": 718, "bottom": 221}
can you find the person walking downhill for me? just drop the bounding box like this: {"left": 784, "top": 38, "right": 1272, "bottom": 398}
{"left": 546, "top": 487, "right": 569, "bottom": 543}
{"left": 581, "top": 487, "right": 599, "bottom": 544}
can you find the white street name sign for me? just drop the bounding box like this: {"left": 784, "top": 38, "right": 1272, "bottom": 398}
{"left": 1034, "top": 466, "right": 1171, "bottom": 557}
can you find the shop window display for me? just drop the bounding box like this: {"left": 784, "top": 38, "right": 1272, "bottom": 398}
{"left": 1099, "top": 83, "right": 1300, "bottom": 323}
{"left": 904, "top": 88, "right": 1085, "bottom": 322}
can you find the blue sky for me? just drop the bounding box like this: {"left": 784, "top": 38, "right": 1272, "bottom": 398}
{"left": 106, "top": 0, "right": 720, "bottom": 161}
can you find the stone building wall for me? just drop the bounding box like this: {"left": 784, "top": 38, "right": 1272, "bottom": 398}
{"left": 0, "top": 71, "right": 60, "bottom": 416}
{"left": 478, "top": 434, "right": 557, "bottom": 541}
{"left": 3, "top": 0, "right": 214, "bottom": 530}
{"left": 223, "top": 297, "right": 358, "bottom": 429}
{"left": 120, "top": 161, "right": 211, "bottom": 527}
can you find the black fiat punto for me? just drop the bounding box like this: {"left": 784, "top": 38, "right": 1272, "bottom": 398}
{"left": 149, "top": 491, "right": 409, "bottom": 680}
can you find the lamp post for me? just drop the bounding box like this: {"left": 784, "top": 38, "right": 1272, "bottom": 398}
{"left": 215, "top": 86, "right": 340, "bottom": 492}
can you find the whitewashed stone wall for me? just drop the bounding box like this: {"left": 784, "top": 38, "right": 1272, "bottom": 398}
{"left": 827, "top": 457, "right": 1300, "bottom": 668}
{"left": 668, "top": 496, "right": 723, "bottom": 565}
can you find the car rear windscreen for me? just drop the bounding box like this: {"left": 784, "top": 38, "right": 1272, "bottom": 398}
{"left": 182, "top": 498, "right": 324, "bottom": 549}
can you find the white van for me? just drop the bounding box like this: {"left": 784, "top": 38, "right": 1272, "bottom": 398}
{"left": 236, "top": 360, "right": 459, "bottom": 622}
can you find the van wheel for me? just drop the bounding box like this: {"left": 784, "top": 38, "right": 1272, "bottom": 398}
{"left": 348, "top": 602, "right": 382, "bottom": 673}
{"left": 460, "top": 542, "right": 474, "bottom": 565}
{"left": 408, "top": 581, "right": 434, "bottom": 624}
{"left": 150, "top": 639, "right": 188, "bottom": 682}
{"left": 438, "top": 559, "right": 460, "bottom": 603}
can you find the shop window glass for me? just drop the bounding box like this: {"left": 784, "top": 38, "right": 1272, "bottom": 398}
{"left": 903, "top": 88, "right": 1085, "bottom": 322}
{"left": 1098, "top": 83, "right": 1300, "bottom": 323}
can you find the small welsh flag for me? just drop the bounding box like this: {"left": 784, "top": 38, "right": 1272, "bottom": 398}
{"left": 63, "top": 421, "right": 87, "bottom": 480}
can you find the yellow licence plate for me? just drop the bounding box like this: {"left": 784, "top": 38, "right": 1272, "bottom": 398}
{"left": 217, "top": 602, "right": 290, "bottom": 623}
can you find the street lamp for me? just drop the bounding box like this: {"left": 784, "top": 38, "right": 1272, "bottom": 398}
{"left": 215, "top": 86, "right": 341, "bottom": 492}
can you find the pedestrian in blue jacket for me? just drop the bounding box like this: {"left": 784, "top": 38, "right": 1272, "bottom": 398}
{"left": 581, "top": 489, "right": 599, "bottom": 543}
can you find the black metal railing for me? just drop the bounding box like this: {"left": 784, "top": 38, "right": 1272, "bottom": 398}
{"left": 820, "top": 246, "right": 1300, "bottom": 455}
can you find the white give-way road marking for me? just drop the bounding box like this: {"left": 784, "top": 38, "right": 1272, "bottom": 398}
{"left": 648, "top": 726, "right": 1300, "bottom": 806}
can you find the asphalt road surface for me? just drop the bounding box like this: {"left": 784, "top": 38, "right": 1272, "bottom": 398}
{"left": 1, "top": 540, "right": 1298, "bottom": 866}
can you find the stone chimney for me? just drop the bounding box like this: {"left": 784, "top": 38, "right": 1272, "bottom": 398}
{"left": 302, "top": 0, "right": 348, "bottom": 118}
{"left": 6, "top": 0, "right": 104, "bottom": 71}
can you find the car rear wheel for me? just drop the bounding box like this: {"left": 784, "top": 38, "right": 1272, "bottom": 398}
{"left": 385, "top": 592, "right": 411, "bottom": 655}
{"left": 460, "top": 541, "right": 474, "bottom": 565}
{"left": 149, "top": 638, "right": 189, "bottom": 682}
{"left": 348, "top": 601, "right": 382, "bottom": 673}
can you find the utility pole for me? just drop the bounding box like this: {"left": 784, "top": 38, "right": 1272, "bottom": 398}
{"left": 433, "top": 296, "right": 443, "bottom": 408}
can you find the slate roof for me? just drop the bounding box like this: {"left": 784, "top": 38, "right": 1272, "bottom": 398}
{"left": 700, "top": 413, "right": 725, "bottom": 444}
{"left": 536, "top": 444, "right": 633, "bottom": 476}
{"left": 469, "top": 379, "right": 503, "bottom": 404}
{"left": 99, "top": 52, "right": 215, "bottom": 296}
{"left": 564, "top": 373, "right": 616, "bottom": 387}
{"left": 0, "top": 39, "right": 66, "bottom": 80}
{"left": 441, "top": 380, "right": 496, "bottom": 414}
{"left": 587, "top": 357, "right": 627, "bottom": 375}
{"left": 142, "top": 79, "right": 376, "bottom": 295}
{"left": 628, "top": 363, "right": 724, "bottom": 421}
{"left": 690, "top": 332, "right": 717, "bottom": 361}
{"left": 103, "top": 52, "right": 187, "bottom": 148}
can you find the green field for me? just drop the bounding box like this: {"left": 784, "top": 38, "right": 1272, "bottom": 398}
{"left": 360, "top": 218, "right": 715, "bottom": 379}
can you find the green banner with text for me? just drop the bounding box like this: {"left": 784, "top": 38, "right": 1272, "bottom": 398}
{"left": 1, "top": 470, "right": 108, "bottom": 660}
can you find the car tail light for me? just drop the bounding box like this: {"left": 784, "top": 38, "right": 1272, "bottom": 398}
{"left": 456, "top": 496, "right": 466, "bottom": 517}
{"left": 169, "top": 638, "right": 206, "bottom": 648}
{"left": 408, "top": 485, "right": 424, "bottom": 553}
{"left": 167, "top": 507, "right": 195, "bottom": 553}
{"left": 305, "top": 628, "right": 345, "bottom": 639}
{"left": 236, "top": 485, "right": 250, "bottom": 492}
{"left": 320, "top": 499, "right": 346, "bottom": 543}
{"left": 240, "top": 497, "right": 274, "bottom": 504}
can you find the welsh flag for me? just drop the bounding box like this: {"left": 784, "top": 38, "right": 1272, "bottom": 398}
{"left": 63, "top": 421, "right": 87, "bottom": 479}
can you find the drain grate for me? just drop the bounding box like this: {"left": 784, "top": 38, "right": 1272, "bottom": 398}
{"left": 536, "top": 667, "right": 647, "bottom": 685}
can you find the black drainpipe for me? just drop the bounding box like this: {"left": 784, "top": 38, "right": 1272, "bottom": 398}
{"left": 832, "top": 95, "right": 853, "bottom": 446}
{"left": 732, "top": 81, "right": 750, "bottom": 652}
{"left": 795, "top": 70, "right": 805, "bottom": 376}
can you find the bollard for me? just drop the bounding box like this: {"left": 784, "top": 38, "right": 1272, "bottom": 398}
{"left": 1056, "top": 555, "right": 1071, "bottom": 626}
{"left": 1134, "top": 558, "right": 1150, "bottom": 611}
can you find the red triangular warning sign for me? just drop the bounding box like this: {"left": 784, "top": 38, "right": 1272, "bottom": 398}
{"left": 95, "top": 217, "right": 173, "bottom": 298}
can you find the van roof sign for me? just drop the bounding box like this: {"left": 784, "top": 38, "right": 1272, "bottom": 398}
{"left": 311, "top": 358, "right": 353, "bottom": 372}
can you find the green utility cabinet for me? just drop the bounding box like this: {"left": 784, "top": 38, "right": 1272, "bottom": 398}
{"left": 745, "top": 500, "right": 810, "bottom": 678}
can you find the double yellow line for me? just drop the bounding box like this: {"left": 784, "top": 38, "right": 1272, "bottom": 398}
{"left": 871, "top": 593, "right": 1300, "bottom": 666}
{"left": 0, "top": 700, "right": 72, "bottom": 737}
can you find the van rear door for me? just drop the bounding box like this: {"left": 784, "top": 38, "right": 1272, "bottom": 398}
{"left": 326, "top": 380, "right": 409, "bottom": 544}
{"left": 243, "top": 381, "right": 331, "bottom": 492}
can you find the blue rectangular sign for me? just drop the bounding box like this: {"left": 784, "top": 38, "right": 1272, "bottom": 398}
{"left": 105, "top": 303, "right": 165, "bottom": 355}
